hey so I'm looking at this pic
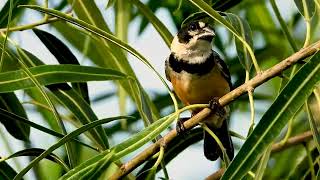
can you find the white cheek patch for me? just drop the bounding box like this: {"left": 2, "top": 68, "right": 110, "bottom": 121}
{"left": 171, "top": 35, "right": 212, "bottom": 64}
{"left": 199, "top": 21, "right": 205, "bottom": 28}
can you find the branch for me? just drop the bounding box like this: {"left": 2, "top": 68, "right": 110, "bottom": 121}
{"left": 110, "top": 40, "right": 320, "bottom": 179}
{"left": 205, "top": 130, "right": 314, "bottom": 180}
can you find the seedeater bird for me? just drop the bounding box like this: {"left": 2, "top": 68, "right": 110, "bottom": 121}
{"left": 165, "top": 21, "right": 234, "bottom": 161}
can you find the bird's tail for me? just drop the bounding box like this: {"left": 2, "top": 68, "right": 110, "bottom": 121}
{"left": 203, "top": 120, "right": 234, "bottom": 161}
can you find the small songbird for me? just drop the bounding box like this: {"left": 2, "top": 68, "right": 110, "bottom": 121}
{"left": 165, "top": 21, "right": 234, "bottom": 161}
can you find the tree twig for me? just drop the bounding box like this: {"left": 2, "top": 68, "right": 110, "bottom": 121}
{"left": 110, "top": 40, "right": 320, "bottom": 179}
{"left": 205, "top": 130, "right": 314, "bottom": 180}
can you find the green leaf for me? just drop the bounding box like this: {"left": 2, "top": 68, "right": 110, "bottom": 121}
{"left": 225, "top": 13, "right": 253, "bottom": 70}
{"left": 294, "top": 0, "right": 316, "bottom": 20}
{"left": 0, "top": 0, "right": 31, "bottom": 28}
{"left": 0, "top": 93, "right": 30, "bottom": 141}
{"left": 14, "top": 116, "right": 133, "bottom": 180}
{"left": 255, "top": 145, "right": 272, "bottom": 180}
{"left": 130, "top": 0, "right": 173, "bottom": 47}
{"left": 306, "top": 95, "right": 320, "bottom": 153}
{"left": 60, "top": 149, "right": 116, "bottom": 180}
{"left": 1, "top": 148, "right": 69, "bottom": 172}
{"left": 182, "top": 12, "right": 208, "bottom": 27}
{"left": 0, "top": 64, "right": 127, "bottom": 93}
{"left": 33, "top": 28, "right": 90, "bottom": 104}
{"left": 138, "top": 128, "right": 203, "bottom": 177}
{"left": 0, "top": 108, "right": 98, "bottom": 151}
{"left": 106, "top": 0, "right": 116, "bottom": 8}
{"left": 17, "top": 47, "right": 112, "bottom": 150}
{"left": 48, "top": 2, "right": 162, "bottom": 125}
{"left": 222, "top": 52, "right": 320, "bottom": 180}
{"left": 0, "top": 161, "right": 20, "bottom": 180}
{"left": 60, "top": 114, "right": 174, "bottom": 179}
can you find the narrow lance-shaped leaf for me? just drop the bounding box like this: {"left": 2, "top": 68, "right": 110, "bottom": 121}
{"left": 14, "top": 116, "right": 134, "bottom": 180}
{"left": 306, "top": 94, "right": 320, "bottom": 153}
{"left": 33, "top": 28, "right": 90, "bottom": 104}
{"left": 0, "top": 64, "right": 127, "bottom": 93}
{"left": 0, "top": 161, "right": 20, "bottom": 180}
{"left": 1, "top": 148, "right": 69, "bottom": 172}
{"left": 0, "top": 0, "right": 31, "bottom": 28}
{"left": 225, "top": 13, "right": 253, "bottom": 70}
{"left": 130, "top": 0, "right": 173, "bottom": 47}
{"left": 0, "top": 108, "right": 98, "bottom": 151}
{"left": 0, "top": 93, "right": 30, "bottom": 141}
{"left": 222, "top": 52, "right": 320, "bottom": 179}
{"left": 294, "top": 0, "right": 316, "bottom": 20}
{"left": 17, "top": 49, "right": 111, "bottom": 150}
{"left": 59, "top": 115, "right": 173, "bottom": 179}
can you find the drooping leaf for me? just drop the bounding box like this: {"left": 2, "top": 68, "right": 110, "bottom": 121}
{"left": 306, "top": 94, "right": 320, "bottom": 153}
{"left": 0, "top": 0, "right": 31, "bottom": 28}
{"left": 0, "top": 161, "right": 20, "bottom": 180}
{"left": 130, "top": 0, "right": 173, "bottom": 47}
{"left": 0, "top": 93, "right": 30, "bottom": 141}
{"left": 225, "top": 13, "right": 253, "bottom": 70}
{"left": 222, "top": 52, "right": 320, "bottom": 179}
{"left": 0, "top": 64, "right": 127, "bottom": 93}
{"left": 294, "top": 0, "right": 316, "bottom": 20}
{"left": 33, "top": 28, "right": 90, "bottom": 104}
{"left": 0, "top": 108, "right": 98, "bottom": 151}
{"left": 1, "top": 148, "right": 69, "bottom": 172}
{"left": 14, "top": 116, "right": 133, "bottom": 180}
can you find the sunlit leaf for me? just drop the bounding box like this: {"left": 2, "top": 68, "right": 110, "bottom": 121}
{"left": 14, "top": 116, "right": 133, "bottom": 179}
{"left": 294, "top": 0, "right": 316, "bottom": 20}
{"left": 33, "top": 28, "right": 90, "bottom": 104}
{"left": 1, "top": 148, "right": 69, "bottom": 171}
{"left": 225, "top": 13, "right": 253, "bottom": 70}
{"left": 222, "top": 52, "right": 320, "bottom": 179}
{"left": 0, "top": 64, "right": 127, "bottom": 93}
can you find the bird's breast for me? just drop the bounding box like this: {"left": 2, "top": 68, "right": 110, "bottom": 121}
{"left": 170, "top": 66, "right": 230, "bottom": 106}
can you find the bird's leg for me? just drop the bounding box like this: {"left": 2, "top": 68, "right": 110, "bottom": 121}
{"left": 209, "top": 97, "right": 226, "bottom": 119}
{"left": 176, "top": 117, "right": 190, "bottom": 135}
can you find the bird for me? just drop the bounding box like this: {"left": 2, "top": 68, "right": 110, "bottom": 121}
{"left": 165, "top": 20, "right": 234, "bottom": 161}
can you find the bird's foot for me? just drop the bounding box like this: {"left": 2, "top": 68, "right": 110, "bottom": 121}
{"left": 176, "top": 117, "right": 190, "bottom": 136}
{"left": 209, "top": 97, "right": 226, "bottom": 118}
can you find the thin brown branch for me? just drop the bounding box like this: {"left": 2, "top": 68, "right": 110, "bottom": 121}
{"left": 271, "top": 130, "right": 313, "bottom": 153}
{"left": 110, "top": 40, "right": 320, "bottom": 179}
{"left": 206, "top": 130, "right": 314, "bottom": 180}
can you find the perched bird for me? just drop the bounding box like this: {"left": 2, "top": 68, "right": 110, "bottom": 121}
{"left": 165, "top": 21, "right": 234, "bottom": 161}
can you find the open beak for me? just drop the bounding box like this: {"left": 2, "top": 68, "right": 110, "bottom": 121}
{"left": 198, "top": 27, "right": 215, "bottom": 41}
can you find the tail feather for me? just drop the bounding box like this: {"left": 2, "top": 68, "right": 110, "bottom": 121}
{"left": 203, "top": 120, "right": 234, "bottom": 161}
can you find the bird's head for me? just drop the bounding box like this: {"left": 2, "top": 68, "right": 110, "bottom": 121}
{"left": 170, "top": 21, "right": 215, "bottom": 63}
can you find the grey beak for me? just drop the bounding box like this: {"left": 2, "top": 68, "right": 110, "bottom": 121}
{"left": 199, "top": 27, "right": 215, "bottom": 41}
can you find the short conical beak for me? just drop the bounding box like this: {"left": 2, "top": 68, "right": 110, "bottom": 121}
{"left": 199, "top": 27, "right": 215, "bottom": 41}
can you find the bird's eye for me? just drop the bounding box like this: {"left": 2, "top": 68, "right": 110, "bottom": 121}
{"left": 189, "top": 22, "right": 198, "bottom": 31}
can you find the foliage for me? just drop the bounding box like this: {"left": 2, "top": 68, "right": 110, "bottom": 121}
{"left": 0, "top": 0, "right": 319, "bottom": 179}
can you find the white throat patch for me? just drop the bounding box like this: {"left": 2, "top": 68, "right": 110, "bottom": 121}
{"left": 170, "top": 36, "right": 212, "bottom": 64}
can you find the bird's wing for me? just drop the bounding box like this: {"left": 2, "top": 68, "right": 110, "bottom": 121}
{"left": 165, "top": 57, "right": 171, "bottom": 82}
{"left": 214, "top": 52, "right": 232, "bottom": 89}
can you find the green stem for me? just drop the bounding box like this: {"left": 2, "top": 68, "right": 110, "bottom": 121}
{"left": 305, "top": 143, "right": 316, "bottom": 180}
{"left": 302, "top": 0, "right": 312, "bottom": 48}
{"left": 246, "top": 70, "right": 255, "bottom": 136}
{"left": 0, "top": 17, "right": 60, "bottom": 33}
{"left": 153, "top": 146, "right": 164, "bottom": 169}
{"left": 303, "top": 20, "right": 311, "bottom": 48}
{"left": 270, "top": 0, "right": 298, "bottom": 51}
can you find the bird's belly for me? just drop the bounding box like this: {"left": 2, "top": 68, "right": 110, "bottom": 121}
{"left": 171, "top": 70, "right": 230, "bottom": 105}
